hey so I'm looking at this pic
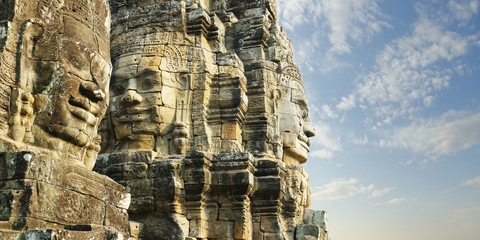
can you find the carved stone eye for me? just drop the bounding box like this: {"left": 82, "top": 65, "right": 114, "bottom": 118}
{"left": 112, "top": 83, "right": 125, "bottom": 95}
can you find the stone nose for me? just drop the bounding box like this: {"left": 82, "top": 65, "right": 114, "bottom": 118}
{"left": 303, "top": 121, "right": 316, "bottom": 138}
{"left": 121, "top": 89, "right": 142, "bottom": 105}
{"left": 80, "top": 81, "right": 106, "bottom": 101}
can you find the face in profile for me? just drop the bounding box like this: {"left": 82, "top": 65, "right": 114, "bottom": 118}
{"left": 278, "top": 80, "right": 316, "bottom": 164}
{"left": 35, "top": 39, "right": 110, "bottom": 148}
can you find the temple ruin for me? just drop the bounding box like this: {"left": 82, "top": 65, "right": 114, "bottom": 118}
{"left": 0, "top": 0, "right": 329, "bottom": 239}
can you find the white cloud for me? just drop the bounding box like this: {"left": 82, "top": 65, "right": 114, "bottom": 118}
{"left": 309, "top": 121, "right": 342, "bottom": 159}
{"left": 312, "top": 178, "right": 393, "bottom": 201}
{"left": 322, "top": 0, "right": 390, "bottom": 55}
{"left": 369, "top": 187, "right": 394, "bottom": 199}
{"left": 354, "top": 16, "right": 472, "bottom": 119}
{"left": 353, "top": 134, "right": 369, "bottom": 145}
{"left": 276, "top": 0, "right": 320, "bottom": 31}
{"left": 311, "top": 178, "right": 372, "bottom": 201}
{"left": 336, "top": 94, "right": 356, "bottom": 111}
{"left": 448, "top": 0, "right": 479, "bottom": 21}
{"left": 423, "top": 96, "right": 435, "bottom": 107}
{"left": 462, "top": 176, "right": 480, "bottom": 186}
{"left": 320, "top": 104, "right": 338, "bottom": 119}
{"left": 310, "top": 149, "right": 334, "bottom": 159}
{"left": 381, "top": 111, "right": 480, "bottom": 159}
{"left": 386, "top": 197, "right": 407, "bottom": 205}
{"left": 277, "top": 0, "right": 389, "bottom": 72}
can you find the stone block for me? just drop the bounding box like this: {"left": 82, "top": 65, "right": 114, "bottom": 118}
{"left": 105, "top": 205, "right": 129, "bottom": 234}
{"left": 129, "top": 221, "right": 144, "bottom": 238}
{"left": 189, "top": 219, "right": 208, "bottom": 238}
{"left": 127, "top": 178, "right": 153, "bottom": 196}
{"left": 295, "top": 224, "right": 321, "bottom": 240}
{"left": 124, "top": 162, "right": 149, "bottom": 180}
{"left": 304, "top": 209, "right": 328, "bottom": 232}
{"left": 129, "top": 196, "right": 154, "bottom": 213}
{"left": 130, "top": 212, "right": 188, "bottom": 240}
{"left": 207, "top": 220, "right": 234, "bottom": 239}
{"left": 221, "top": 122, "right": 242, "bottom": 140}
{"left": 260, "top": 215, "right": 282, "bottom": 233}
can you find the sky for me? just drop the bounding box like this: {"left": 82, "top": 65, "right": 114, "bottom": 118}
{"left": 276, "top": 0, "right": 480, "bottom": 239}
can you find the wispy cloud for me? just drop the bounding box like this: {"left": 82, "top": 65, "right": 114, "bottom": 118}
{"left": 310, "top": 149, "right": 334, "bottom": 159}
{"left": 386, "top": 197, "right": 407, "bottom": 205}
{"left": 448, "top": 0, "right": 479, "bottom": 21}
{"left": 354, "top": 18, "right": 472, "bottom": 119}
{"left": 319, "top": 104, "right": 338, "bottom": 119}
{"left": 321, "top": 0, "right": 390, "bottom": 55}
{"left": 352, "top": 134, "right": 369, "bottom": 145}
{"left": 380, "top": 111, "right": 480, "bottom": 160}
{"left": 450, "top": 207, "right": 480, "bottom": 223}
{"left": 462, "top": 176, "right": 480, "bottom": 186}
{"left": 441, "top": 175, "right": 480, "bottom": 195}
{"left": 312, "top": 178, "right": 393, "bottom": 201}
{"left": 277, "top": 0, "right": 389, "bottom": 72}
{"left": 336, "top": 95, "right": 356, "bottom": 111}
{"left": 336, "top": 2, "right": 479, "bottom": 120}
{"left": 376, "top": 197, "right": 413, "bottom": 206}
{"left": 308, "top": 121, "right": 342, "bottom": 159}
{"left": 312, "top": 178, "right": 373, "bottom": 201}
{"left": 369, "top": 187, "right": 394, "bottom": 199}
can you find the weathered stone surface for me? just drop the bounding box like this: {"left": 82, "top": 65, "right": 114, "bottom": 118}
{"left": 96, "top": 0, "right": 326, "bottom": 238}
{"left": 0, "top": 1, "right": 134, "bottom": 238}
{"left": 0, "top": 142, "right": 130, "bottom": 237}
{"left": 304, "top": 209, "right": 329, "bottom": 234}
{"left": 295, "top": 224, "right": 329, "bottom": 240}
{"left": 0, "top": 0, "right": 112, "bottom": 170}
{"left": 0, "top": 0, "right": 330, "bottom": 239}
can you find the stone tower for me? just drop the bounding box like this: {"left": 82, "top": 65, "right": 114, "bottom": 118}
{"left": 95, "top": 0, "right": 328, "bottom": 239}
{"left": 0, "top": 0, "right": 329, "bottom": 239}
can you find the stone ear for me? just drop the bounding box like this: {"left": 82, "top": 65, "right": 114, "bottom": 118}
{"left": 20, "top": 20, "right": 45, "bottom": 60}
{"left": 17, "top": 20, "right": 59, "bottom": 92}
{"left": 8, "top": 20, "right": 46, "bottom": 142}
{"left": 20, "top": 19, "right": 60, "bottom": 62}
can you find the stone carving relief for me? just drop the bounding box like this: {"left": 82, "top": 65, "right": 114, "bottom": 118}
{"left": 1, "top": 0, "right": 112, "bottom": 170}
{"left": 0, "top": 1, "right": 131, "bottom": 240}
{"left": 277, "top": 66, "right": 316, "bottom": 164}
{"left": 0, "top": 0, "right": 328, "bottom": 239}
{"left": 106, "top": 28, "right": 194, "bottom": 154}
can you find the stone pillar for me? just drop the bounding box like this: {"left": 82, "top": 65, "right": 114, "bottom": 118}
{"left": 184, "top": 150, "right": 212, "bottom": 238}
{"left": 251, "top": 159, "right": 288, "bottom": 240}
{"left": 209, "top": 152, "right": 255, "bottom": 239}
{"left": 209, "top": 52, "right": 248, "bottom": 153}
{"left": 281, "top": 165, "right": 312, "bottom": 238}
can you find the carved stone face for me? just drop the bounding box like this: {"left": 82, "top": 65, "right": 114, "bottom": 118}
{"left": 278, "top": 80, "right": 316, "bottom": 164}
{"left": 109, "top": 56, "right": 166, "bottom": 151}
{"left": 4, "top": 0, "right": 111, "bottom": 169}
{"left": 35, "top": 39, "right": 110, "bottom": 148}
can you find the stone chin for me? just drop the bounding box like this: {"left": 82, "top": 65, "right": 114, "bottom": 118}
{"left": 282, "top": 133, "right": 310, "bottom": 164}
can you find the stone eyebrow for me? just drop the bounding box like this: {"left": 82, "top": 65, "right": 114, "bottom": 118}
{"left": 292, "top": 91, "right": 308, "bottom": 107}
{"left": 137, "top": 68, "right": 159, "bottom": 77}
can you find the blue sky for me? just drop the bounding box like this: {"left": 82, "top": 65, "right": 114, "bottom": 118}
{"left": 276, "top": 0, "right": 480, "bottom": 239}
